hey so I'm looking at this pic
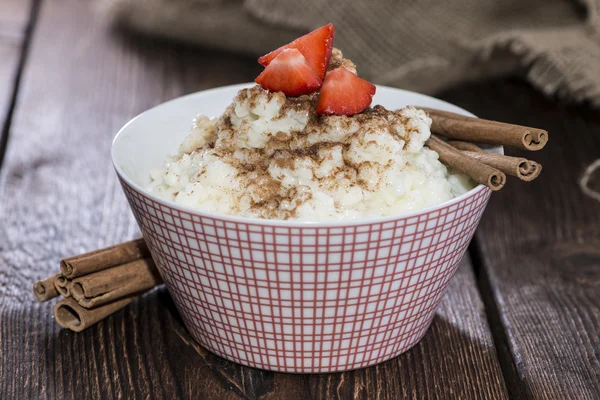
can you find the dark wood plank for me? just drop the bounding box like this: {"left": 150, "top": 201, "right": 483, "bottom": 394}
{"left": 0, "top": 0, "right": 34, "bottom": 167}
{"left": 0, "top": 0, "right": 31, "bottom": 39}
{"left": 440, "top": 79, "right": 600, "bottom": 399}
{"left": 0, "top": 1, "right": 507, "bottom": 398}
{"left": 0, "top": 41, "right": 21, "bottom": 137}
{"left": 0, "top": 1, "right": 257, "bottom": 399}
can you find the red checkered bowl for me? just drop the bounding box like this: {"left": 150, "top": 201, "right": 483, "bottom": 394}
{"left": 112, "top": 83, "right": 499, "bottom": 373}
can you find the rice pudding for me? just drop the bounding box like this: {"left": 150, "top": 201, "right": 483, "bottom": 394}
{"left": 149, "top": 83, "right": 472, "bottom": 220}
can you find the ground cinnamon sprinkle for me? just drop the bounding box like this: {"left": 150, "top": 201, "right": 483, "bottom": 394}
{"left": 190, "top": 94, "right": 427, "bottom": 219}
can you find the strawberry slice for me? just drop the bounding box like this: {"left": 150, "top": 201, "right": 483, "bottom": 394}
{"left": 255, "top": 48, "right": 322, "bottom": 96}
{"left": 316, "top": 67, "right": 376, "bottom": 116}
{"left": 258, "top": 24, "right": 334, "bottom": 80}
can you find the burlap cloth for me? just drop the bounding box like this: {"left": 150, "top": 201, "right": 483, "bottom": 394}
{"left": 100, "top": 0, "right": 600, "bottom": 106}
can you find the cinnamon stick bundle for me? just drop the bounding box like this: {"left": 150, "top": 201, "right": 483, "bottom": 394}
{"left": 447, "top": 140, "right": 542, "bottom": 181}
{"left": 421, "top": 107, "right": 548, "bottom": 151}
{"left": 33, "top": 239, "right": 161, "bottom": 332}
{"left": 426, "top": 135, "right": 506, "bottom": 190}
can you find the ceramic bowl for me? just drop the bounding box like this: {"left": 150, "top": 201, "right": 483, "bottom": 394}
{"left": 112, "top": 83, "right": 494, "bottom": 373}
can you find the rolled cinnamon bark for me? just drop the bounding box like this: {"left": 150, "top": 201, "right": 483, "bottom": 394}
{"left": 446, "top": 140, "right": 483, "bottom": 153}
{"left": 54, "top": 275, "right": 71, "bottom": 297}
{"left": 33, "top": 274, "right": 60, "bottom": 302}
{"left": 53, "top": 296, "right": 135, "bottom": 332}
{"left": 448, "top": 140, "right": 542, "bottom": 181}
{"left": 60, "top": 238, "right": 149, "bottom": 279}
{"left": 426, "top": 135, "right": 506, "bottom": 190}
{"left": 70, "top": 258, "right": 162, "bottom": 308}
{"left": 421, "top": 107, "right": 548, "bottom": 151}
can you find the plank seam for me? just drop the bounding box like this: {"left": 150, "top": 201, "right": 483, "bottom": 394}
{"left": 0, "top": 0, "right": 42, "bottom": 171}
{"left": 468, "top": 236, "right": 530, "bottom": 399}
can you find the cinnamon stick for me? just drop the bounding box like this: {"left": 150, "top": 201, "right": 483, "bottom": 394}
{"left": 55, "top": 275, "right": 71, "bottom": 297}
{"left": 421, "top": 107, "right": 548, "bottom": 151}
{"left": 60, "top": 238, "right": 149, "bottom": 279}
{"left": 33, "top": 274, "right": 60, "bottom": 302}
{"left": 446, "top": 140, "right": 482, "bottom": 153}
{"left": 426, "top": 135, "right": 506, "bottom": 190}
{"left": 53, "top": 296, "right": 135, "bottom": 332}
{"left": 70, "top": 258, "right": 162, "bottom": 308}
{"left": 447, "top": 140, "right": 542, "bottom": 181}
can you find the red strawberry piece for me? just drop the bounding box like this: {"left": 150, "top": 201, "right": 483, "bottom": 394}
{"left": 316, "top": 67, "right": 376, "bottom": 116}
{"left": 258, "top": 24, "right": 334, "bottom": 80}
{"left": 255, "top": 48, "right": 322, "bottom": 96}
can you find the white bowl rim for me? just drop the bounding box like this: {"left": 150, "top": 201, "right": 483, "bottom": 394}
{"left": 112, "top": 83, "right": 496, "bottom": 228}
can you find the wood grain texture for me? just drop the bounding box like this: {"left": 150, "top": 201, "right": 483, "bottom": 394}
{"left": 0, "top": 0, "right": 31, "bottom": 39}
{"left": 0, "top": 40, "right": 21, "bottom": 142}
{"left": 0, "top": 1, "right": 509, "bottom": 399}
{"left": 440, "top": 79, "right": 600, "bottom": 399}
{"left": 0, "top": 0, "right": 34, "bottom": 166}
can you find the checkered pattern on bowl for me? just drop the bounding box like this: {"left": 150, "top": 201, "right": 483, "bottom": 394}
{"left": 120, "top": 178, "right": 490, "bottom": 373}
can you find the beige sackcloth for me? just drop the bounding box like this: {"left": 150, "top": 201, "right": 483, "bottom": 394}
{"left": 101, "top": 0, "right": 599, "bottom": 106}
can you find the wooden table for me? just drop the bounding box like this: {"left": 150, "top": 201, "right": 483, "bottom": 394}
{"left": 1, "top": 1, "right": 599, "bottom": 399}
